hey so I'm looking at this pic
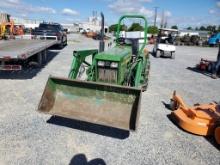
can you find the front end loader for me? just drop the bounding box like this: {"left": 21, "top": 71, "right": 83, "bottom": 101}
{"left": 38, "top": 14, "right": 150, "bottom": 131}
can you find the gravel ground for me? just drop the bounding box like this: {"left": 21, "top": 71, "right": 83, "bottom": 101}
{"left": 0, "top": 33, "right": 219, "bottom": 165}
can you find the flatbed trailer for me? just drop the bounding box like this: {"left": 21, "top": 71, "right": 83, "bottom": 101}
{"left": 0, "top": 39, "right": 58, "bottom": 71}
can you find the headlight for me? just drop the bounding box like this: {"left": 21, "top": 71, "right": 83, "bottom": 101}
{"left": 110, "top": 62, "right": 118, "bottom": 68}
{"left": 98, "top": 61, "right": 105, "bottom": 67}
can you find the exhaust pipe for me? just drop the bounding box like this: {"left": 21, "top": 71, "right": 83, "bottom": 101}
{"left": 99, "top": 12, "right": 105, "bottom": 52}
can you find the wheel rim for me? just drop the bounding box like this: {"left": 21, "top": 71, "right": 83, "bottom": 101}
{"left": 215, "top": 126, "right": 220, "bottom": 145}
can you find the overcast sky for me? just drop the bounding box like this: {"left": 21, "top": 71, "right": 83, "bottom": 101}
{"left": 0, "top": 0, "right": 219, "bottom": 28}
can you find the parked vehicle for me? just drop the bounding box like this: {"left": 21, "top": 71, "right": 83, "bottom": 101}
{"left": 196, "top": 43, "right": 220, "bottom": 78}
{"left": 190, "top": 35, "right": 200, "bottom": 45}
{"left": 0, "top": 21, "right": 15, "bottom": 39}
{"left": 0, "top": 38, "right": 58, "bottom": 71}
{"left": 38, "top": 14, "right": 150, "bottom": 131}
{"left": 208, "top": 32, "right": 220, "bottom": 46}
{"left": 32, "top": 23, "right": 67, "bottom": 48}
{"left": 153, "top": 28, "right": 178, "bottom": 59}
{"left": 174, "top": 34, "right": 208, "bottom": 47}
{"left": 92, "top": 33, "right": 111, "bottom": 40}
{"left": 181, "top": 34, "right": 191, "bottom": 45}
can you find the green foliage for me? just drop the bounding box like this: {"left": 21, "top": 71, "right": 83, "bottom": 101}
{"left": 171, "top": 25, "right": 178, "bottom": 29}
{"left": 109, "top": 24, "right": 127, "bottom": 32}
{"left": 198, "top": 25, "right": 220, "bottom": 32}
{"left": 199, "top": 26, "right": 206, "bottom": 31}
{"left": 187, "top": 27, "right": 192, "bottom": 30}
{"left": 148, "top": 26, "right": 159, "bottom": 34}
{"left": 206, "top": 25, "right": 216, "bottom": 32}
{"left": 128, "top": 23, "right": 144, "bottom": 31}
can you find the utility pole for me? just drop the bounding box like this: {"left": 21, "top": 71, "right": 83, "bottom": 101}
{"left": 164, "top": 16, "right": 167, "bottom": 28}
{"left": 154, "top": 7, "right": 159, "bottom": 27}
{"left": 160, "top": 10, "right": 165, "bottom": 28}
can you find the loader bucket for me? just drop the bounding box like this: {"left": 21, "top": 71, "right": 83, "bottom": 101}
{"left": 38, "top": 76, "right": 142, "bottom": 131}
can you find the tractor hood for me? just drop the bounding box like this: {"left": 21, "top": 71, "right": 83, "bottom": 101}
{"left": 95, "top": 46, "right": 132, "bottom": 62}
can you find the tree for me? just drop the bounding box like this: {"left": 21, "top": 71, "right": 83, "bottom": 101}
{"left": 195, "top": 27, "right": 199, "bottom": 31}
{"left": 109, "top": 24, "right": 127, "bottom": 32}
{"left": 218, "top": 25, "right": 220, "bottom": 32}
{"left": 206, "top": 25, "right": 216, "bottom": 33}
{"left": 128, "top": 23, "right": 144, "bottom": 31}
{"left": 199, "top": 26, "right": 206, "bottom": 31}
{"left": 171, "top": 25, "right": 178, "bottom": 29}
{"left": 109, "top": 24, "right": 117, "bottom": 32}
{"left": 187, "top": 27, "right": 192, "bottom": 30}
{"left": 121, "top": 25, "right": 127, "bottom": 31}
{"left": 148, "top": 26, "right": 159, "bottom": 34}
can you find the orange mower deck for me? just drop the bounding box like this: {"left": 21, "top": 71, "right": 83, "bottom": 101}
{"left": 170, "top": 91, "right": 220, "bottom": 145}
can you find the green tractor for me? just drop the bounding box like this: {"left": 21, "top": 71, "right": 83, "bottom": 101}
{"left": 38, "top": 14, "right": 150, "bottom": 131}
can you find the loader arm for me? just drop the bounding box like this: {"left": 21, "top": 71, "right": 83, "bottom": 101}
{"left": 68, "top": 49, "right": 98, "bottom": 79}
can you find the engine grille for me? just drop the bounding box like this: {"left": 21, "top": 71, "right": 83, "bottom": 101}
{"left": 98, "top": 68, "right": 118, "bottom": 83}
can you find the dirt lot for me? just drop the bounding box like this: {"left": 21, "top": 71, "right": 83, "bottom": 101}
{"left": 0, "top": 34, "right": 219, "bottom": 165}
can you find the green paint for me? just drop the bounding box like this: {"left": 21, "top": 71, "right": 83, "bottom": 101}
{"left": 95, "top": 47, "right": 131, "bottom": 62}
{"left": 66, "top": 14, "right": 150, "bottom": 89}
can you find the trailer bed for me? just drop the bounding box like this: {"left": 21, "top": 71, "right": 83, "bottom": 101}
{"left": 0, "top": 39, "right": 58, "bottom": 59}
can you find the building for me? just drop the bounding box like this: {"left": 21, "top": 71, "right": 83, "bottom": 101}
{"left": 179, "top": 30, "right": 210, "bottom": 38}
{"left": 12, "top": 17, "right": 42, "bottom": 29}
{"left": 62, "top": 23, "right": 80, "bottom": 33}
{"left": 78, "top": 15, "right": 108, "bottom": 33}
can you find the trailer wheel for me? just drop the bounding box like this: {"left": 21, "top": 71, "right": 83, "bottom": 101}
{"left": 42, "top": 50, "right": 47, "bottom": 63}
{"left": 37, "top": 52, "right": 43, "bottom": 66}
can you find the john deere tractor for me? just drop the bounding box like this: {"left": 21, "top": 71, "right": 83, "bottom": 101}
{"left": 38, "top": 14, "right": 150, "bottom": 131}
